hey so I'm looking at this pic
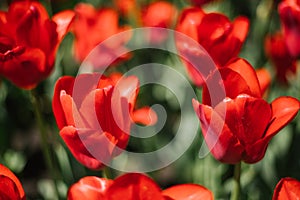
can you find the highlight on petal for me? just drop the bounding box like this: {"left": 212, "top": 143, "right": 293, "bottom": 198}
{"left": 52, "top": 76, "right": 75, "bottom": 129}
{"left": 231, "top": 16, "right": 249, "bottom": 43}
{"left": 106, "top": 173, "right": 165, "bottom": 200}
{"left": 68, "top": 176, "right": 113, "bottom": 200}
{"left": 273, "top": 177, "right": 300, "bottom": 200}
{"left": 162, "top": 184, "right": 213, "bottom": 200}
{"left": 265, "top": 96, "right": 300, "bottom": 139}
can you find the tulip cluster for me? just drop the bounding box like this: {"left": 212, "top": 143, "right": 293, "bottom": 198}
{"left": 0, "top": 0, "right": 299, "bottom": 199}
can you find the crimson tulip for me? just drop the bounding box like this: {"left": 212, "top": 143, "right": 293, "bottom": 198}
{"left": 52, "top": 73, "right": 156, "bottom": 169}
{"left": 71, "top": 3, "right": 131, "bottom": 66}
{"left": 193, "top": 58, "right": 300, "bottom": 164}
{"left": 68, "top": 173, "right": 213, "bottom": 200}
{"left": 0, "top": 164, "right": 25, "bottom": 200}
{"left": 273, "top": 177, "right": 300, "bottom": 200}
{"left": 279, "top": 0, "right": 300, "bottom": 58}
{"left": 176, "top": 7, "right": 249, "bottom": 85}
{"left": 265, "top": 32, "right": 297, "bottom": 84}
{"left": 0, "top": 0, "right": 74, "bottom": 89}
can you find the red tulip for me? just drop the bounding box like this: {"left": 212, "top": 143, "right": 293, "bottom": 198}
{"left": 265, "top": 32, "right": 297, "bottom": 84}
{"left": 0, "top": 164, "right": 25, "bottom": 200}
{"left": 52, "top": 73, "right": 156, "bottom": 169}
{"left": 71, "top": 3, "right": 131, "bottom": 66}
{"left": 193, "top": 94, "right": 299, "bottom": 164}
{"left": 176, "top": 7, "right": 249, "bottom": 85}
{"left": 273, "top": 177, "right": 300, "bottom": 200}
{"left": 0, "top": 0, "right": 74, "bottom": 89}
{"left": 141, "top": 1, "right": 177, "bottom": 43}
{"left": 68, "top": 173, "right": 213, "bottom": 200}
{"left": 68, "top": 176, "right": 113, "bottom": 200}
{"left": 279, "top": 0, "right": 300, "bottom": 58}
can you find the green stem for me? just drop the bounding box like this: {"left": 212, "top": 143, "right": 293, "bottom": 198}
{"left": 30, "top": 90, "right": 54, "bottom": 174}
{"left": 230, "top": 162, "right": 242, "bottom": 200}
{"left": 30, "top": 90, "right": 61, "bottom": 198}
{"left": 102, "top": 167, "right": 112, "bottom": 179}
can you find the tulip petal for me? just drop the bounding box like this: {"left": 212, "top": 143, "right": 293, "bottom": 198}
{"left": 68, "top": 176, "right": 113, "bottom": 200}
{"left": 0, "top": 48, "right": 46, "bottom": 89}
{"left": 106, "top": 173, "right": 165, "bottom": 200}
{"left": 60, "top": 126, "right": 104, "bottom": 170}
{"left": 52, "top": 76, "right": 75, "bottom": 129}
{"left": 273, "top": 177, "right": 300, "bottom": 200}
{"left": 0, "top": 175, "right": 22, "bottom": 200}
{"left": 225, "top": 95, "right": 271, "bottom": 145}
{"left": 176, "top": 7, "right": 205, "bottom": 41}
{"left": 256, "top": 68, "right": 271, "bottom": 96}
{"left": 265, "top": 96, "right": 300, "bottom": 139}
{"left": 202, "top": 58, "right": 261, "bottom": 106}
{"left": 162, "top": 184, "right": 213, "bottom": 200}
{"left": 52, "top": 10, "right": 75, "bottom": 42}
{"left": 193, "top": 99, "right": 244, "bottom": 164}
{"left": 0, "top": 164, "right": 25, "bottom": 200}
{"left": 225, "top": 58, "right": 261, "bottom": 98}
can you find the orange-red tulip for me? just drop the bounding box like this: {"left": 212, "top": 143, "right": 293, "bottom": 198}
{"left": 71, "top": 3, "right": 130, "bottom": 66}
{"left": 273, "top": 177, "right": 300, "bottom": 200}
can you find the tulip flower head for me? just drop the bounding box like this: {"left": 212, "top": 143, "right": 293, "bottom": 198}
{"left": 175, "top": 7, "right": 249, "bottom": 85}
{"left": 193, "top": 59, "right": 300, "bottom": 164}
{"left": 52, "top": 73, "right": 156, "bottom": 170}
{"left": 71, "top": 3, "right": 131, "bottom": 67}
{"left": 279, "top": 0, "right": 300, "bottom": 58}
{"left": 0, "top": 0, "right": 74, "bottom": 89}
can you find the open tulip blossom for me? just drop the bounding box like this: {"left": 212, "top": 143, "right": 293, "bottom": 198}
{"left": 52, "top": 73, "right": 156, "bottom": 170}
{"left": 193, "top": 58, "right": 300, "bottom": 164}
{"left": 0, "top": 0, "right": 74, "bottom": 89}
